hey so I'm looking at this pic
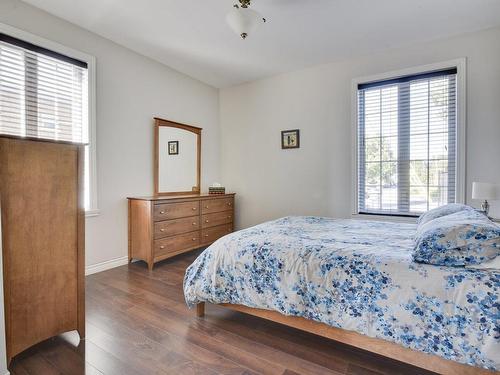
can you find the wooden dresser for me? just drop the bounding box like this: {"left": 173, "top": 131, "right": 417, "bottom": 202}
{"left": 128, "top": 193, "right": 235, "bottom": 270}
{"left": 0, "top": 136, "right": 85, "bottom": 364}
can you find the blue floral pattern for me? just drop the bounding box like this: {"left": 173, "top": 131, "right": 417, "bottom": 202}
{"left": 184, "top": 216, "right": 500, "bottom": 370}
{"left": 413, "top": 209, "right": 500, "bottom": 266}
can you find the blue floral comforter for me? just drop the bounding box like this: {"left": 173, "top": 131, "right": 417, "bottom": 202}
{"left": 183, "top": 216, "right": 500, "bottom": 370}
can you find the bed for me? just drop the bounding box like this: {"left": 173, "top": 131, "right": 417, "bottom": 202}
{"left": 183, "top": 216, "right": 499, "bottom": 374}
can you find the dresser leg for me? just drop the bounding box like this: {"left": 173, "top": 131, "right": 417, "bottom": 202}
{"left": 147, "top": 262, "right": 154, "bottom": 271}
{"left": 196, "top": 302, "right": 205, "bottom": 317}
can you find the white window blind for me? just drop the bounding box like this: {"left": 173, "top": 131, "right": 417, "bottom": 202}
{"left": 357, "top": 68, "right": 457, "bottom": 216}
{"left": 0, "top": 33, "right": 88, "bottom": 144}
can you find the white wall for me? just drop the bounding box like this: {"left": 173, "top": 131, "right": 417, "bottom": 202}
{"left": 220, "top": 27, "right": 500, "bottom": 229}
{"left": 0, "top": 0, "right": 220, "bottom": 268}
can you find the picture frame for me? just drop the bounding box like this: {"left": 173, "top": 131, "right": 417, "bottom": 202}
{"left": 168, "top": 141, "right": 179, "bottom": 155}
{"left": 281, "top": 129, "right": 300, "bottom": 149}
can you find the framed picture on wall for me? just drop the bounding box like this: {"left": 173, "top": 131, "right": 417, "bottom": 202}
{"left": 281, "top": 129, "right": 300, "bottom": 149}
{"left": 168, "top": 141, "right": 179, "bottom": 155}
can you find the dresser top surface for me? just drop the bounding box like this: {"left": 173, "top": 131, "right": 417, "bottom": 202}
{"left": 127, "top": 193, "right": 235, "bottom": 201}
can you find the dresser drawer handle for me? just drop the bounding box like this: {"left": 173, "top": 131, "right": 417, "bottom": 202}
{"left": 227, "top": 216, "right": 231, "bottom": 219}
{"left": 160, "top": 245, "right": 165, "bottom": 249}
{"left": 205, "top": 220, "right": 209, "bottom": 223}
{"left": 205, "top": 234, "right": 209, "bottom": 237}
{"left": 227, "top": 202, "right": 232, "bottom": 206}
{"left": 160, "top": 228, "right": 165, "bottom": 232}
{"left": 192, "top": 207, "right": 197, "bottom": 211}
{"left": 160, "top": 211, "right": 166, "bottom": 214}
{"left": 192, "top": 238, "right": 197, "bottom": 241}
{"left": 205, "top": 205, "right": 209, "bottom": 209}
{"left": 192, "top": 222, "right": 197, "bottom": 226}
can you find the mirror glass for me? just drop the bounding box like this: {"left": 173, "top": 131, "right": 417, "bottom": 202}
{"left": 155, "top": 118, "right": 201, "bottom": 195}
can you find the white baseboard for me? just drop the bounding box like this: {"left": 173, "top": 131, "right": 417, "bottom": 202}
{"left": 85, "top": 256, "right": 129, "bottom": 276}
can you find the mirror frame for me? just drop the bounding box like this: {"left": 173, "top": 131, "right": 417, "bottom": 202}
{"left": 154, "top": 117, "right": 202, "bottom": 196}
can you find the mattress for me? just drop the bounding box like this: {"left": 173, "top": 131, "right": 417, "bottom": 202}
{"left": 184, "top": 216, "right": 499, "bottom": 370}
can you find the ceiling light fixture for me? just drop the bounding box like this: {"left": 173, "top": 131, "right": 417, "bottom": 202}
{"left": 226, "top": 0, "right": 266, "bottom": 40}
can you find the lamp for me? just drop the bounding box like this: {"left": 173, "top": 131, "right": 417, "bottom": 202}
{"left": 472, "top": 182, "right": 499, "bottom": 216}
{"left": 226, "top": 0, "right": 266, "bottom": 39}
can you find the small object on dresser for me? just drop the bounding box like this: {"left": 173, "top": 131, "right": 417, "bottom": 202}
{"left": 209, "top": 186, "right": 226, "bottom": 195}
{"left": 209, "top": 182, "right": 225, "bottom": 195}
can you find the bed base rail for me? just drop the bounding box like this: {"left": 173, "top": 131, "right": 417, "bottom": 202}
{"left": 195, "top": 302, "right": 495, "bottom": 375}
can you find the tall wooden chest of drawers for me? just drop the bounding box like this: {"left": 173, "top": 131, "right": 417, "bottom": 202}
{"left": 128, "top": 194, "right": 235, "bottom": 270}
{"left": 0, "top": 136, "right": 85, "bottom": 363}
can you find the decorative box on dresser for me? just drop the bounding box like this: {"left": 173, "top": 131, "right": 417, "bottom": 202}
{"left": 128, "top": 193, "right": 235, "bottom": 270}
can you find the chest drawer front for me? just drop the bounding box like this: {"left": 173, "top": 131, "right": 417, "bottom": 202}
{"left": 201, "top": 197, "right": 234, "bottom": 214}
{"left": 154, "top": 217, "right": 200, "bottom": 239}
{"left": 154, "top": 201, "right": 200, "bottom": 221}
{"left": 201, "top": 224, "right": 232, "bottom": 244}
{"left": 201, "top": 211, "right": 233, "bottom": 229}
{"left": 154, "top": 231, "right": 200, "bottom": 258}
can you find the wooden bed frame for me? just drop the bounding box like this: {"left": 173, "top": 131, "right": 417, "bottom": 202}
{"left": 196, "top": 302, "right": 496, "bottom": 375}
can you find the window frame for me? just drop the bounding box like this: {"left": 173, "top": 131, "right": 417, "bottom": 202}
{"left": 0, "top": 22, "right": 99, "bottom": 217}
{"left": 351, "top": 59, "right": 466, "bottom": 220}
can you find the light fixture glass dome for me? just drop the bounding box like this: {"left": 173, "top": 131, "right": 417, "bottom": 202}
{"left": 226, "top": 3, "right": 265, "bottom": 39}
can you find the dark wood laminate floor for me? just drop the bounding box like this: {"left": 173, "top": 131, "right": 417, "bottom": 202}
{"left": 9, "top": 250, "right": 436, "bottom": 375}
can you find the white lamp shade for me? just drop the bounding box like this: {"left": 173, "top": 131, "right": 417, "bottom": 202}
{"left": 226, "top": 7, "right": 264, "bottom": 38}
{"left": 472, "top": 182, "right": 500, "bottom": 200}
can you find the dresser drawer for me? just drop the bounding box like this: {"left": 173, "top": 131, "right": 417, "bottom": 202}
{"left": 201, "top": 197, "right": 234, "bottom": 214}
{"left": 154, "top": 231, "right": 200, "bottom": 258}
{"left": 201, "top": 211, "right": 233, "bottom": 229}
{"left": 154, "top": 216, "right": 200, "bottom": 239}
{"left": 153, "top": 201, "right": 200, "bottom": 221}
{"left": 201, "top": 224, "right": 232, "bottom": 244}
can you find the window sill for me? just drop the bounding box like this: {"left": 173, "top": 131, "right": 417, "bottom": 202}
{"left": 351, "top": 213, "right": 417, "bottom": 224}
{"left": 85, "top": 209, "right": 100, "bottom": 218}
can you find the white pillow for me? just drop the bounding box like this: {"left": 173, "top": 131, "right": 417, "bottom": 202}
{"left": 416, "top": 203, "right": 473, "bottom": 227}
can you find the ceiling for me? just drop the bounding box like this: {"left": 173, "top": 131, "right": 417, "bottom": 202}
{"left": 21, "top": 0, "right": 500, "bottom": 88}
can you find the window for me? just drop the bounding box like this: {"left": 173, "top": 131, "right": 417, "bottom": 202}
{"left": 0, "top": 26, "right": 97, "bottom": 215}
{"left": 356, "top": 66, "right": 462, "bottom": 216}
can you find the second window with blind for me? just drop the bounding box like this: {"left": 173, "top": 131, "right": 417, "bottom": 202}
{"left": 356, "top": 67, "right": 460, "bottom": 216}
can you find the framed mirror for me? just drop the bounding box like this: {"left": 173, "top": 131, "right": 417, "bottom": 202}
{"left": 154, "top": 117, "right": 201, "bottom": 196}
